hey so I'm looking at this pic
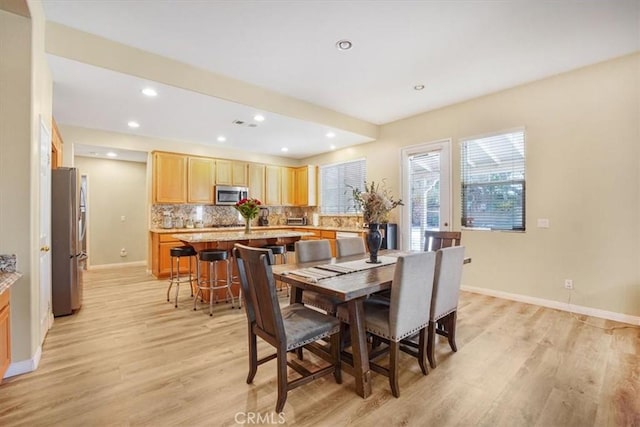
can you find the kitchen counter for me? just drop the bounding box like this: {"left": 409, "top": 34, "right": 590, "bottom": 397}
{"left": 0, "top": 272, "right": 21, "bottom": 295}
{"left": 151, "top": 225, "right": 367, "bottom": 234}
{"left": 173, "top": 230, "right": 314, "bottom": 244}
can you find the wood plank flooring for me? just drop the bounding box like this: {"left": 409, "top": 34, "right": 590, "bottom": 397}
{"left": 0, "top": 266, "right": 638, "bottom": 426}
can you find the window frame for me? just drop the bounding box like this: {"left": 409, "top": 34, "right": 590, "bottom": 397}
{"left": 319, "top": 158, "right": 367, "bottom": 216}
{"left": 460, "top": 128, "right": 526, "bottom": 232}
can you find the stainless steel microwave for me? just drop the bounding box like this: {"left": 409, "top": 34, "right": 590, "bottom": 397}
{"left": 215, "top": 185, "right": 249, "bottom": 205}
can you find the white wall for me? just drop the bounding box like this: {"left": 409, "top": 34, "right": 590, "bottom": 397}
{"left": 305, "top": 53, "right": 640, "bottom": 319}
{"left": 74, "top": 157, "right": 147, "bottom": 266}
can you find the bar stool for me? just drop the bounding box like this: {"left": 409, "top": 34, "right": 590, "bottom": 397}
{"left": 194, "top": 249, "right": 236, "bottom": 316}
{"left": 167, "top": 245, "right": 197, "bottom": 308}
{"left": 263, "top": 244, "right": 289, "bottom": 296}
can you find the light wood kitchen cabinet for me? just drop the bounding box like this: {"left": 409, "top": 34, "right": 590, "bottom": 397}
{"left": 187, "top": 157, "right": 215, "bottom": 203}
{"left": 151, "top": 233, "right": 196, "bottom": 278}
{"left": 0, "top": 290, "right": 10, "bottom": 383}
{"left": 153, "top": 152, "right": 187, "bottom": 203}
{"left": 265, "top": 165, "right": 282, "bottom": 206}
{"left": 216, "top": 160, "right": 249, "bottom": 187}
{"left": 248, "top": 163, "right": 266, "bottom": 202}
{"left": 281, "top": 167, "right": 295, "bottom": 206}
{"left": 294, "top": 165, "right": 317, "bottom": 206}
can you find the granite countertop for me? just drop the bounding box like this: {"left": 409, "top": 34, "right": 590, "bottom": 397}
{"left": 0, "top": 272, "right": 22, "bottom": 295}
{"left": 173, "top": 230, "right": 314, "bottom": 243}
{"left": 152, "top": 225, "right": 367, "bottom": 234}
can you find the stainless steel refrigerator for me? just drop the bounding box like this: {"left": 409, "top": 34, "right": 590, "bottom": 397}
{"left": 52, "top": 167, "right": 86, "bottom": 316}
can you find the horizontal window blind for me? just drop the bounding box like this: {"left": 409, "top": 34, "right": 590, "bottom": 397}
{"left": 320, "top": 159, "right": 366, "bottom": 215}
{"left": 460, "top": 130, "right": 526, "bottom": 231}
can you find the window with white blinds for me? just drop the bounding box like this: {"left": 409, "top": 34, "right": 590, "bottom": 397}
{"left": 460, "top": 129, "right": 526, "bottom": 231}
{"left": 320, "top": 159, "right": 366, "bottom": 215}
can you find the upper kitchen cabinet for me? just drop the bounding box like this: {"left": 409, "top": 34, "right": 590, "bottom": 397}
{"left": 248, "top": 163, "right": 266, "bottom": 203}
{"left": 265, "top": 165, "right": 282, "bottom": 206}
{"left": 281, "top": 167, "right": 295, "bottom": 206}
{"left": 153, "top": 152, "right": 187, "bottom": 203}
{"left": 294, "top": 165, "right": 317, "bottom": 206}
{"left": 216, "top": 160, "right": 248, "bottom": 187}
{"left": 187, "top": 157, "right": 215, "bottom": 203}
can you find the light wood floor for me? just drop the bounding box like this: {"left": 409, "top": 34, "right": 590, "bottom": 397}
{"left": 1, "top": 266, "right": 638, "bottom": 426}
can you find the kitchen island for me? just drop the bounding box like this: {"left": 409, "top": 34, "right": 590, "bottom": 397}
{"left": 173, "top": 229, "right": 314, "bottom": 251}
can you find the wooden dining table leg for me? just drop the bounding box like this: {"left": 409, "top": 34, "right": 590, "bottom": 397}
{"left": 348, "top": 298, "right": 371, "bottom": 398}
{"left": 289, "top": 284, "right": 303, "bottom": 304}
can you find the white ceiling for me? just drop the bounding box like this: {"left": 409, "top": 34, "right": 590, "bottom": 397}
{"left": 42, "top": 1, "right": 640, "bottom": 159}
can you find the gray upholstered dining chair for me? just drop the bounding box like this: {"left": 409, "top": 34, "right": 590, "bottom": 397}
{"left": 337, "top": 251, "right": 436, "bottom": 397}
{"left": 233, "top": 243, "right": 341, "bottom": 413}
{"left": 400, "top": 245, "right": 466, "bottom": 369}
{"left": 294, "top": 240, "right": 341, "bottom": 315}
{"left": 336, "top": 236, "right": 366, "bottom": 258}
{"left": 425, "top": 245, "right": 465, "bottom": 368}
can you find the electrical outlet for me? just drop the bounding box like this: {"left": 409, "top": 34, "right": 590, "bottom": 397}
{"left": 564, "top": 279, "right": 573, "bottom": 290}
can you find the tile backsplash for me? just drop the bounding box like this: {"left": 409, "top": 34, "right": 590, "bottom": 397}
{"left": 150, "top": 204, "right": 367, "bottom": 229}
{"left": 0, "top": 254, "right": 17, "bottom": 273}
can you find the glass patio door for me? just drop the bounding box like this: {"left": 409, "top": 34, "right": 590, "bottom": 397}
{"left": 401, "top": 140, "right": 451, "bottom": 251}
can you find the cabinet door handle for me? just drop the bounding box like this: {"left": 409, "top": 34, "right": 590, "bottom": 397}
{"left": 40, "top": 245, "right": 50, "bottom": 252}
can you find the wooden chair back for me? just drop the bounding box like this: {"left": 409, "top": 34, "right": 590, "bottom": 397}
{"left": 234, "top": 244, "right": 283, "bottom": 346}
{"left": 424, "top": 231, "right": 462, "bottom": 251}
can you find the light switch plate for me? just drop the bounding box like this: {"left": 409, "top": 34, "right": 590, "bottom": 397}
{"left": 537, "top": 218, "right": 550, "bottom": 228}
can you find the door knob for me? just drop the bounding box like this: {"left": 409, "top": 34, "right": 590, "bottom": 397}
{"left": 40, "top": 245, "right": 50, "bottom": 252}
{"left": 443, "top": 222, "right": 449, "bottom": 227}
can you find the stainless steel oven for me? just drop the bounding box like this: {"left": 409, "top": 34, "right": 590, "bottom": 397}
{"left": 215, "top": 185, "right": 249, "bottom": 205}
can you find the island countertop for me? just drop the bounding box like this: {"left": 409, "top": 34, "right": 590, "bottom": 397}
{"left": 172, "top": 229, "right": 314, "bottom": 243}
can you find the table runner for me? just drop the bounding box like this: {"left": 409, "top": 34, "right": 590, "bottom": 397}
{"left": 283, "top": 255, "right": 398, "bottom": 282}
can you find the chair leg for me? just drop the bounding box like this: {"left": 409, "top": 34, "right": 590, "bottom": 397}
{"left": 330, "top": 333, "right": 342, "bottom": 384}
{"left": 275, "top": 348, "right": 288, "bottom": 413}
{"left": 417, "top": 327, "right": 429, "bottom": 375}
{"left": 427, "top": 320, "right": 437, "bottom": 369}
{"left": 295, "top": 347, "right": 303, "bottom": 361}
{"left": 447, "top": 311, "right": 458, "bottom": 352}
{"left": 246, "top": 327, "right": 258, "bottom": 384}
{"left": 174, "top": 257, "right": 180, "bottom": 308}
{"left": 389, "top": 341, "right": 400, "bottom": 398}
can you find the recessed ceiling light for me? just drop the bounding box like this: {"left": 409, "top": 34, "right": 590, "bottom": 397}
{"left": 217, "top": 136, "right": 226, "bottom": 142}
{"left": 414, "top": 84, "right": 425, "bottom": 91}
{"left": 336, "top": 39, "right": 353, "bottom": 51}
{"left": 127, "top": 121, "right": 140, "bottom": 128}
{"left": 254, "top": 114, "right": 265, "bottom": 122}
{"left": 330, "top": 145, "right": 336, "bottom": 150}
{"left": 106, "top": 152, "right": 118, "bottom": 158}
{"left": 326, "top": 132, "right": 336, "bottom": 138}
{"left": 141, "top": 87, "right": 157, "bottom": 97}
{"left": 281, "top": 147, "right": 289, "bottom": 152}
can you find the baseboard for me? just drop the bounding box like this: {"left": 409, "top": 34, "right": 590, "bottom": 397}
{"left": 4, "top": 345, "right": 42, "bottom": 379}
{"left": 461, "top": 285, "right": 640, "bottom": 326}
{"left": 88, "top": 261, "right": 146, "bottom": 270}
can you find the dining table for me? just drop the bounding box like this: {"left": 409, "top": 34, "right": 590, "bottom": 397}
{"left": 272, "top": 251, "right": 404, "bottom": 399}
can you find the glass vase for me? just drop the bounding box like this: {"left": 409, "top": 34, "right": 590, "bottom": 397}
{"left": 244, "top": 219, "right": 251, "bottom": 234}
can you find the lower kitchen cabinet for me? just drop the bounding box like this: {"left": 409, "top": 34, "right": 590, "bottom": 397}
{"left": 0, "top": 290, "right": 10, "bottom": 382}
{"left": 151, "top": 233, "right": 197, "bottom": 278}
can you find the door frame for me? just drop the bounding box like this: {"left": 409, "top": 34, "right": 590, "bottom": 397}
{"left": 399, "top": 139, "right": 453, "bottom": 251}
